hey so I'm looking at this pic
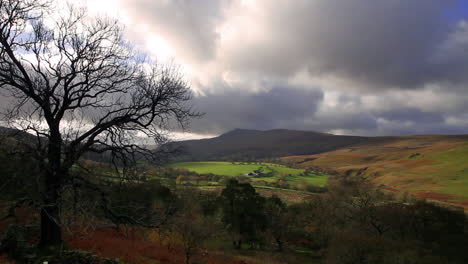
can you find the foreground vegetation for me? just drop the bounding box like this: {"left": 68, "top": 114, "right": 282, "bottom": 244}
{"left": 2, "top": 166, "right": 467, "bottom": 264}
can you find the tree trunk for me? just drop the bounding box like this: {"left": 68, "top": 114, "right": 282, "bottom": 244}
{"left": 39, "top": 126, "right": 64, "bottom": 249}
{"left": 233, "top": 239, "right": 242, "bottom": 249}
{"left": 39, "top": 204, "right": 62, "bottom": 248}
{"left": 276, "top": 238, "right": 283, "bottom": 252}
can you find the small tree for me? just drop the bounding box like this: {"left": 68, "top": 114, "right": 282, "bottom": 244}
{"left": 176, "top": 175, "right": 185, "bottom": 185}
{"left": 106, "top": 180, "right": 176, "bottom": 231}
{"left": 0, "top": 0, "right": 197, "bottom": 248}
{"left": 219, "top": 179, "right": 267, "bottom": 249}
{"left": 172, "top": 191, "right": 210, "bottom": 264}
{"left": 264, "top": 195, "right": 288, "bottom": 251}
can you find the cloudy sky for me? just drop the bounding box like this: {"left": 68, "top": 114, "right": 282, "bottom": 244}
{"left": 86, "top": 0, "right": 468, "bottom": 139}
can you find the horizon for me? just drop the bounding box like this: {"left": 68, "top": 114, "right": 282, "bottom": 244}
{"left": 172, "top": 127, "right": 468, "bottom": 142}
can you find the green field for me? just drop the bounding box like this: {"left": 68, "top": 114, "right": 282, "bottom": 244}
{"left": 168, "top": 161, "right": 329, "bottom": 187}
{"left": 425, "top": 144, "right": 468, "bottom": 198}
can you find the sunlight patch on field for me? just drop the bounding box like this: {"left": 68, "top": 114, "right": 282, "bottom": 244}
{"left": 168, "top": 161, "right": 330, "bottom": 187}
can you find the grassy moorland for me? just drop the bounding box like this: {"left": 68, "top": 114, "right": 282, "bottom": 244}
{"left": 168, "top": 161, "right": 330, "bottom": 187}
{"left": 285, "top": 135, "right": 468, "bottom": 208}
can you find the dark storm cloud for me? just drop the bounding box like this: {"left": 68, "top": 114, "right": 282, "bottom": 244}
{"left": 376, "top": 119, "right": 468, "bottom": 136}
{"left": 189, "top": 84, "right": 324, "bottom": 135}
{"left": 223, "top": 0, "right": 468, "bottom": 89}
{"left": 377, "top": 108, "right": 445, "bottom": 124}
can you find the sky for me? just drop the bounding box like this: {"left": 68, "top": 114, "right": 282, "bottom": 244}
{"left": 84, "top": 0, "right": 468, "bottom": 139}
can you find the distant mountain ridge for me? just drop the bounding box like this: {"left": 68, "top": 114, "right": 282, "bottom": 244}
{"left": 170, "top": 128, "right": 393, "bottom": 161}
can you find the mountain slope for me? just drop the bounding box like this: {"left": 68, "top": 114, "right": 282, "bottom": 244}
{"left": 172, "top": 128, "right": 392, "bottom": 161}
{"left": 284, "top": 134, "right": 468, "bottom": 209}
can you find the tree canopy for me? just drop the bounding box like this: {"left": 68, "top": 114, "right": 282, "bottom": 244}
{"left": 219, "top": 179, "right": 267, "bottom": 249}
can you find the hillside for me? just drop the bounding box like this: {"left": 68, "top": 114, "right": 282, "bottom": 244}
{"left": 171, "top": 128, "right": 392, "bottom": 161}
{"left": 284, "top": 134, "right": 468, "bottom": 209}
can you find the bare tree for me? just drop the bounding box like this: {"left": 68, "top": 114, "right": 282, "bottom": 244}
{"left": 172, "top": 190, "right": 211, "bottom": 264}
{"left": 0, "top": 0, "right": 198, "bottom": 248}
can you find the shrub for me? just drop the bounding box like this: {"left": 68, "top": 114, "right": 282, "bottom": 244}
{"left": 305, "top": 184, "right": 328, "bottom": 193}
{"left": 0, "top": 224, "right": 30, "bottom": 261}
{"left": 36, "top": 250, "right": 121, "bottom": 264}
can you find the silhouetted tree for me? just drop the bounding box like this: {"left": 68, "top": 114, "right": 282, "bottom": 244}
{"left": 0, "top": 0, "right": 197, "bottom": 248}
{"left": 219, "top": 179, "right": 267, "bottom": 249}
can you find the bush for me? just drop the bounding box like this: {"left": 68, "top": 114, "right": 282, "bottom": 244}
{"left": 305, "top": 184, "right": 328, "bottom": 193}
{"left": 0, "top": 224, "right": 31, "bottom": 261}
{"left": 106, "top": 180, "right": 175, "bottom": 226}
{"left": 36, "top": 250, "right": 121, "bottom": 264}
